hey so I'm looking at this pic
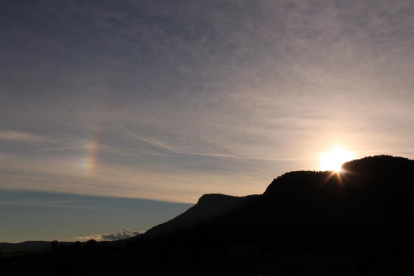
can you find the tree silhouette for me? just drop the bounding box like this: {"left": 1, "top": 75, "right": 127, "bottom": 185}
{"left": 51, "top": 240, "right": 59, "bottom": 251}
{"left": 85, "top": 239, "right": 98, "bottom": 250}
{"left": 70, "top": 241, "right": 82, "bottom": 251}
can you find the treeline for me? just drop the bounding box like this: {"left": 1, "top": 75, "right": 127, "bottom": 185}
{"left": 50, "top": 239, "right": 98, "bottom": 252}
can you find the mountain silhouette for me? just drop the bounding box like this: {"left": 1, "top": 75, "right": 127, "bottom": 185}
{"left": 3, "top": 155, "right": 414, "bottom": 275}
{"left": 0, "top": 241, "right": 52, "bottom": 251}
{"left": 145, "top": 194, "right": 259, "bottom": 238}
{"left": 143, "top": 155, "right": 414, "bottom": 247}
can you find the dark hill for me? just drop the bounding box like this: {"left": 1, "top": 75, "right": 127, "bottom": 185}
{"left": 143, "top": 155, "right": 414, "bottom": 246}
{"left": 4, "top": 155, "right": 414, "bottom": 276}
{"left": 0, "top": 241, "right": 51, "bottom": 251}
{"left": 144, "top": 194, "right": 259, "bottom": 237}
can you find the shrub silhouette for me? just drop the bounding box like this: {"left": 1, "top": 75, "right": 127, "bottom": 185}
{"left": 51, "top": 240, "right": 59, "bottom": 251}
{"left": 85, "top": 239, "right": 98, "bottom": 250}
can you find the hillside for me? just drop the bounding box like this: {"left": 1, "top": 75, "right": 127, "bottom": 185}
{"left": 144, "top": 155, "right": 414, "bottom": 243}
{"left": 145, "top": 194, "right": 259, "bottom": 237}
{"left": 0, "top": 241, "right": 51, "bottom": 251}
{"left": 3, "top": 155, "right": 414, "bottom": 275}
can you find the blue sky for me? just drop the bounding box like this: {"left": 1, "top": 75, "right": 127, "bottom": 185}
{"left": 1, "top": 0, "right": 413, "bottom": 242}
{"left": 0, "top": 189, "right": 191, "bottom": 242}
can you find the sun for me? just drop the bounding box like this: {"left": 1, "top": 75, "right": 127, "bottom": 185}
{"left": 319, "top": 148, "right": 354, "bottom": 172}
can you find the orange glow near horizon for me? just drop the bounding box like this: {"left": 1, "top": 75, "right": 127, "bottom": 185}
{"left": 319, "top": 148, "right": 354, "bottom": 172}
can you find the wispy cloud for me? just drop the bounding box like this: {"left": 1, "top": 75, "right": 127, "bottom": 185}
{"left": 0, "top": 130, "right": 45, "bottom": 143}
{"left": 74, "top": 228, "right": 144, "bottom": 241}
{"left": 129, "top": 133, "right": 181, "bottom": 154}
{"left": 0, "top": 0, "right": 413, "bottom": 205}
{"left": 126, "top": 130, "right": 304, "bottom": 162}
{"left": 0, "top": 199, "right": 101, "bottom": 210}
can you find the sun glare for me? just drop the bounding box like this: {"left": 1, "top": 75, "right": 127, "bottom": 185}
{"left": 319, "top": 148, "right": 354, "bottom": 172}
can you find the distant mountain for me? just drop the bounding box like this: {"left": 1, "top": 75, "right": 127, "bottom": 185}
{"left": 143, "top": 155, "right": 414, "bottom": 245}
{"left": 0, "top": 241, "right": 55, "bottom": 251}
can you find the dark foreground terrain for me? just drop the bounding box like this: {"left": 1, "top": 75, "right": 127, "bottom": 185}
{"left": 2, "top": 155, "right": 414, "bottom": 275}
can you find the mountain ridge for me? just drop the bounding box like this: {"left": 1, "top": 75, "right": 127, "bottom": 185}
{"left": 143, "top": 155, "right": 414, "bottom": 240}
{"left": 144, "top": 193, "right": 260, "bottom": 238}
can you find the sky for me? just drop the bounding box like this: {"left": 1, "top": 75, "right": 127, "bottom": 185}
{"left": 1, "top": 0, "right": 413, "bottom": 242}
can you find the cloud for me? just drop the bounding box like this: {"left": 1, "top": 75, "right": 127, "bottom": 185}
{"left": 74, "top": 228, "right": 144, "bottom": 241}
{"left": 0, "top": 130, "right": 45, "bottom": 143}
{"left": 129, "top": 133, "right": 181, "bottom": 154}
{"left": 0, "top": 0, "right": 413, "bottom": 204}
{"left": 0, "top": 199, "right": 101, "bottom": 210}
{"left": 101, "top": 228, "right": 144, "bottom": 240}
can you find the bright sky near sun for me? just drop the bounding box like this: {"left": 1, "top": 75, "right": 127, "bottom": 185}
{"left": 319, "top": 148, "right": 355, "bottom": 172}
{"left": 1, "top": 0, "right": 414, "bottom": 242}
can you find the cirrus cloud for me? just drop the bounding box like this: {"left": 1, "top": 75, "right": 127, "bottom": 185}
{"left": 0, "top": 130, "right": 45, "bottom": 143}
